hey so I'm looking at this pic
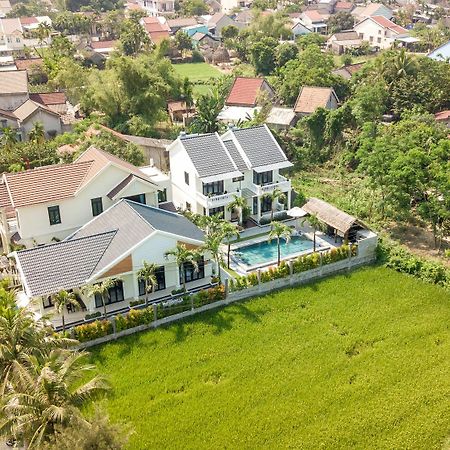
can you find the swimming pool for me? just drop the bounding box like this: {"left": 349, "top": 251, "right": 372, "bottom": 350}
{"left": 234, "top": 235, "right": 318, "bottom": 267}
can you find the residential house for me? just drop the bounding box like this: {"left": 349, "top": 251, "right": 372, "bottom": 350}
{"left": 332, "top": 62, "right": 365, "bottom": 79}
{"left": 334, "top": 2, "right": 354, "bottom": 13}
{"left": 167, "top": 17, "right": 198, "bottom": 34}
{"left": 11, "top": 199, "right": 212, "bottom": 329}
{"left": 317, "top": 0, "right": 337, "bottom": 14}
{"left": 428, "top": 40, "right": 450, "bottom": 62}
{"left": 225, "top": 77, "right": 275, "bottom": 107}
{"left": 354, "top": 16, "right": 409, "bottom": 49}
{"left": 0, "top": 70, "right": 28, "bottom": 111}
{"left": 140, "top": 16, "right": 170, "bottom": 44}
{"left": 0, "top": 0, "right": 12, "bottom": 17}
{"left": 294, "top": 86, "right": 339, "bottom": 116}
{"left": 89, "top": 39, "right": 118, "bottom": 57}
{"left": 182, "top": 24, "right": 209, "bottom": 38}
{"left": 221, "top": 0, "right": 252, "bottom": 14}
{"left": 0, "top": 108, "right": 17, "bottom": 130}
{"left": 0, "top": 54, "right": 15, "bottom": 71}
{"left": 168, "top": 125, "right": 292, "bottom": 223}
{"left": 266, "top": 107, "right": 298, "bottom": 131}
{"left": 300, "top": 10, "right": 329, "bottom": 34}
{"left": 327, "top": 31, "right": 363, "bottom": 54}
{"left": 14, "top": 57, "right": 44, "bottom": 73}
{"left": 167, "top": 101, "right": 195, "bottom": 126}
{"left": 191, "top": 31, "right": 219, "bottom": 49}
{"left": 0, "top": 147, "right": 168, "bottom": 249}
{"left": 207, "top": 13, "right": 240, "bottom": 37}
{"left": 351, "top": 3, "right": 393, "bottom": 21}
{"left": 136, "top": 0, "right": 174, "bottom": 16}
{"left": 291, "top": 21, "right": 312, "bottom": 38}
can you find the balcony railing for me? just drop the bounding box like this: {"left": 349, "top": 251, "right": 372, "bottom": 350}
{"left": 197, "top": 191, "right": 241, "bottom": 208}
{"left": 250, "top": 176, "right": 291, "bottom": 196}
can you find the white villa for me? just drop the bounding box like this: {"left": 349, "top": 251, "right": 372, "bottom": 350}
{"left": 11, "top": 199, "right": 212, "bottom": 328}
{"left": 168, "top": 125, "right": 293, "bottom": 223}
{"left": 0, "top": 146, "right": 170, "bottom": 249}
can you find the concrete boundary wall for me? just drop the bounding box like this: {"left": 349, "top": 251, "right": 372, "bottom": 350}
{"left": 78, "top": 248, "right": 376, "bottom": 349}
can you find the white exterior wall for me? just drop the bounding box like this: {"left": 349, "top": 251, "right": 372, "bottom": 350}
{"left": 354, "top": 20, "right": 396, "bottom": 49}
{"left": 0, "top": 93, "right": 28, "bottom": 111}
{"left": 16, "top": 165, "right": 159, "bottom": 247}
{"left": 20, "top": 110, "right": 62, "bottom": 140}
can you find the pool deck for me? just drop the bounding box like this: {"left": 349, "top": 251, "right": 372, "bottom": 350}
{"left": 227, "top": 220, "right": 344, "bottom": 275}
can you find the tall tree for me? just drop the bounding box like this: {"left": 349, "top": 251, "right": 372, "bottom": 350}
{"left": 302, "top": 213, "right": 321, "bottom": 251}
{"left": 190, "top": 88, "right": 223, "bottom": 133}
{"left": 137, "top": 261, "right": 158, "bottom": 307}
{"left": 268, "top": 221, "right": 292, "bottom": 266}
{"left": 52, "top": 290, "right": 79, "bottom": 333}
{"left": 165, "top": 243, "right": 202, "bottom": 292}
{"left": 264, "top": 188, "right": 286, "bottom": 226}
{"left": 83, "top": 278, "right": 116, "bottom": 319}
{"left": 222, "top": 222, "right": 240, "bottom": 269}
{"left": 227, "top": 195, "right": 248, "bottom": 227}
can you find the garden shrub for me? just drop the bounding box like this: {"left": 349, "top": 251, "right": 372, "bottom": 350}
{"left": 73, "top": 319, "right": 113, "bottom": 342}
{"left": 129, "top": 299, "right": 145, "bottom": 307}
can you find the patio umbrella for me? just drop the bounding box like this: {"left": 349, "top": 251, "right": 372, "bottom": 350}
{"left": 287, "top": 207, "right": 308, "bottom": 231}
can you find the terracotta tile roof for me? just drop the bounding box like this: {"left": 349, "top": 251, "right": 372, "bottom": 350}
{"left": 3, "top": 161, "right": 94, "bottom": 208}
{"left": 19, "top": 16, "right": 38, "bottom": 25}
{"left": 226, "top": 77, "right": 265, "bottom": 107}
{"left": 0, "top": 108, "right": 17, "bottom": 120}
{"left": 335, "top": 1, "right": 353, "bottom": 8}
{"left": 90, "top": 40, "right": 117, "bottom": 49}
{"left": 370, "top": 15, "right": 407, "bottom": 34}
{"left": 14, "top": 58, "right": 43, "bottom": 71}
{"left": 149, "top": 30, "right": 170, "bottom": 44}
{"left": 0, "top": 182, "right": 14, "bottom": 217}
{"left": 0, "top": 18, "right": 22, "bottom": 34}
{"left": 167, "top": 100, "right": 194, "bottom": 113}
{"left": 435, "top": 110, "right": 450, "bottom": 121}
{"left": 141, "top": 16, "right": 170, "bottom": 31}
{"left": 294, "top": 86, "right": 337, "bottom": 114}
{"left": 303, "top": 10, "right": 325, "bottom": 21}
{"left": 208, "top": 12, "right": 226, "bottom": 26}
{"left": 0, "top": 70, "right": 27, "bottom": 95}
{"left": 29, "top": 92, "right": 66, "bottom": 106}
{"left": 167, "top": 17, "right": 198, "bottom": 29}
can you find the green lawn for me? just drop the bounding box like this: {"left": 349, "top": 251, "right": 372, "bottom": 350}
{"left": 90, "top": 267, "right": 450, "bottom": 449}
{"left": 173, "top": 63, "right": 222, "bottom": 98}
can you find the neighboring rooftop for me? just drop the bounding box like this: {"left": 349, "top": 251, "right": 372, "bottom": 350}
{"left": 29, "top": 92, "right": 66, "bottom": 106}
{"left": 13, "top": 99, "right": 59, "bottom": 122}
{"left": 14, "top": 58, "right": 43, "bottom": 71}
{"left": 0, "top": 70, "right": 27, "bottom": 95}
{"left": 226, "top": 77, "right": 267, "bottom": 107}
{"left": 294, "top": 86, "right": 338, "bottom": 114}
{"left": 368, "top": 15, "right": 408, "bottom": 34}
{"left": 428, "top": 40, "right": 450, "bottom": 62}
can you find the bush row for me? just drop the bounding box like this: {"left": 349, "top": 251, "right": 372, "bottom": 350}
{"left": 379, "top": 242, "right": 450, "bottom": 289}
{"left": 72, "top": 285, "right": 226, "bottom": 343}
{"left": 229, "top": 245, "right": 356, "bottom": 292}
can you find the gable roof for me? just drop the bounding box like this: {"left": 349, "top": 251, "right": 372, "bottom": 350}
{"left": 175, "top": 133, "right": 241, "bottom": 181}
{"left": 222, "top": 139, "right": 247, "bottom": 172}
{"left": 223, "top": 125, "right": 292, "bottom": 171}
{"left": 427, "top": 40, "right": 450, "bottom": 62}
{"left": 13, "top": 99, "right": 60, "bottom": 122}
{"left": 0, "top": 18, "right": 22, "bottom": 35}
{"left": 14, "top": 200, "right": 205, "bottom": 297}
{"left": 368, "top": 15, "right": 408, "bottom": 34}
{"left": 226, "top": 77, "right": 267, "bottom": 107}
{"left": 332, "top": 31, "right": 360, "bottom": 41}
{"left": 294, "top": 86, "right": 338, "bottom": 114}
{"left": 302, "top": 10, "right": 326, "bottom": 22}
{"left": 167, "top": 17, "right": 198, "bottom": 29}
{"left": 0, "top": 70, "right": 27, "bottom": 95}
{"left": 29, "top": 92, "right": 66, "bottom": 106}
{"left": 14, "top": 58, "right": 43, "bottom": 71}
{"left": 90, "top": 40, "right": 118, "bottom": 50}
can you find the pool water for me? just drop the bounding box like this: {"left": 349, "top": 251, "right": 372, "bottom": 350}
{"left": 234, "top": 235, "right": 316, "bottom": 267}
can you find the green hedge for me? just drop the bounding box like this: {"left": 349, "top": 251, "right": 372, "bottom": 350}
{"left": 71, "top": 285, "right": 226, "bottom": 343}
{"left": 229, "top": 245, "right": 356, "bottom": 292}
{"left": 379, "top": 242, "right": 450, "bottom": 290}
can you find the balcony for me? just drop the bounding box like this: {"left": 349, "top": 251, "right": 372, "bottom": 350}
{"left": 250, "top": 176, "right": 291, "bottom": 196}
{"left": 197, "top": 191, "right": 241, "bottom": 209}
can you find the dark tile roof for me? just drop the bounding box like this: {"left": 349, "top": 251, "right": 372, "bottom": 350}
{"left": 127, "top": 201, "right": 205, "bottom": 241}
{"left": 15, "top": 231, "right": 116, "bottom": 297}
{"left": 180, "top": 133, "right": 239, "bottom": 179}
{"left": 230, "top": 125, "right": 290, "bottom": 169}
{"left": 223, "top": 139, "right": 248, "bottom": 172}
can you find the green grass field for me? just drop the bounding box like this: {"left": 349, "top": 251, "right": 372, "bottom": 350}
{"left": 172, "top": 63, "right": 222, "bottom": 97}
{"left": 90, "top": 267, "right": 450, "bottom": 449}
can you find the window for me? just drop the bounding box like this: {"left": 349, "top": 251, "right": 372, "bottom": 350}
{"left": 43, "top": 296, "right": 53, "bottom": 309}
{"left": 125, "top": 193, "right": 146, "bottom": 204}
{"left": 180, "top": 257, "right": 205, "bottom": 284}
{"left": 377, "top": 37, "right": 381, "bottom": 43}
{"left": 253, "top": 170, "right": 273, "bottom": 186}
{"left": 253, "top": 197, "right": 258, "bottom": 215}
{"left": 232, "top": 175, "right": 244, "bottom": 182}
{"left": 184, "top": 171, "right": 190, "bottom": 185}
{"left": 208, "top": 206, "right": 224, "bottom": 217}
{"left": 157, "top": 189, "right": 167, "bottom": 203}
{"left": 94, "top": 279, "right": 124, "bottom": 308}
{"left": 261, "top": 196, "right": 272, "bottom": 213}
{"left": 202, "top": 180, "right": 224, "bottom": 196}
{"left": 186, "top": 202, "right": 191, "bottom": 211}
{"left": 48, "top": 206, "right": 61, "bottom": 225}
{"left": 138, "top": 266, "right": 166, "bottom": 295}
{"left": 91, "top": 197, "right": 103, "bottom": 217}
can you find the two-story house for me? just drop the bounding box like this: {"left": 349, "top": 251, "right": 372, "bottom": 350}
{"left": 11, "top": 199, "right": 212, "bottom": 329}
{"left": 354, "top": 16, "right": 409, "bottom": 49}
{"left": 0, "top": 146, "right": 169, "bottom": 249}
{"left": 168, "top": 125, "right": 293, "bottom": 224}
{"left": 136, "top": 0, "right": 174, "bottom": 16}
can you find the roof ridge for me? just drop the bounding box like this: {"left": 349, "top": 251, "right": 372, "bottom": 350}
{"left": 5, "top": 159, "right": 93, "bottom": 178}
{"left": 124, "top": 198, "right": 181, "bottom": 219}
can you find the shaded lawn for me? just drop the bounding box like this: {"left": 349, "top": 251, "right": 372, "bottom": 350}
{"left": 90, "top": 267, "right": 450, "bottom": 449}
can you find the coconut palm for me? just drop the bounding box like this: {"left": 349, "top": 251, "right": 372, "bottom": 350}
{"left": 227, "top": 194, "right": 248, "bottom": 227}
{"left": 1, "top": 127, "right": 18, "bottom": 152}
{"left": 0, "top": 308, "right": 74, "bottom": 396}
{"left": 268, "top": 222, "right": 292, "bottom": 266}
{"left": 137, "top": 261, "right": 158, "bottom": 307}
{"left": 165, "top": 243, "right": 201, "bottom": 292}
{"left": 0, "top": 349, "right": 109, "bottom": 449}
{"left": 52, "top": 290, "right": 79, "bottom": 334}
{"left": 222, "top": 222, "right": 240, "bottom": 269}
{"left": 203, "top": 233, "right": 223, "bottom": 282}
{"left": 28, "top": 122, "right": 45, "bottom": 145}
{"left": 200, "top": 213, "right": 224, "bottom": 238}
{"left": 263, "top": 188, "right": 286, "bottom": 227}
{"left": 83, "top": 278, "right": 116, "bottom": 319}
{"left": 302, "top": 213, "right": 321, "bottom": 252}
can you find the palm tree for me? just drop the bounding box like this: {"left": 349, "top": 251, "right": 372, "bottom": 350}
{"left": 393, "top": 48, "right": 416, "bottom": 78}
{"left": 1, "top": 127, "right": 18, "bottom": 152}
{"left": 83, "top": 278, "right": 116, "bottom": 319}
{"left": 0, "top": 349, "right": 109, "bottom": 449}
{"left": 165, "top": 243, "right": 201, "bottom": 292}
{"left": 200, "top": 213, "right": 224, "bottom": 238}
{"left": 264, "top": 188, "right": 286, "bottom": 227}
{"left": 227, "top": 194, "right": 248, "bottom": 227}
{"left": 28, "top": 122, "right": 45, "bottom": 145}
{"left": 137, "top": 261, "right": 158, "bottom": 307}
{"left": 268, "top": 222, "right": 292, "bottom": 266}
{"left": 203, "top": 233, "right": 223, "bottom": 282}
{"left": 33, "top": 22, "right": 52, "bottom": 58}
{"left": 302, "top": 213, "right": 321, "bottom": 252}
{"left": 0, "top": 308, "right": 74, "bottom": 396}
{"left": 222, "top": 222, "right": 240, "bottom": 269}
{"left": 52, "top": 290, "right": 79, "bottom": 334}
